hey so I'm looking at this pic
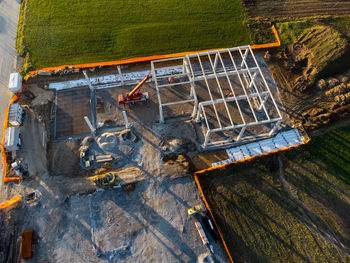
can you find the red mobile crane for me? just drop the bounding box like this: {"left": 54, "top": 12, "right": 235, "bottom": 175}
{"left": 118, "top": 75, "right": 151, "bottom": 105}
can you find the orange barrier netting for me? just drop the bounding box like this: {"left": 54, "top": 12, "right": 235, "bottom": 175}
{"left": 1, "top": 94, "right": 21, "bottom": 183}
{"left": 194, "top": 174, "right": 234, "bottom": 263}
{"left": 250, "top": 25, "right": 281, "bottom": 49}
{"left": 0, "top": 195, "right": 21, "bottom": 209}
{"left": 28, "top": 25, "right": 280, "bottom": 76}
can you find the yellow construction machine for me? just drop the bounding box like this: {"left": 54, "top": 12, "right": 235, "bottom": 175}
{"left": 88, "top": 172, "right": 116, "bottom": 186}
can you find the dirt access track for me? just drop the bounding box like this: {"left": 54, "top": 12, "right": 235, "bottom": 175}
{"left": 242, "top": 0, "right": 350, "bottom": 18}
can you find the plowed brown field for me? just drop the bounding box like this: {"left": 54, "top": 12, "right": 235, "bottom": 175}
{"left": 242, "top": 0, "right": 350, "bottom": 18}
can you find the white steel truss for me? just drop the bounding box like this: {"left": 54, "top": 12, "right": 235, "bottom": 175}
{"left": 151, "top": 45, "right": 283, "bottom": 149}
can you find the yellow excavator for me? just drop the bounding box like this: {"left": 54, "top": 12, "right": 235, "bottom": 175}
{"left": 88, "top": 172, "right": 116, "bottom": 186}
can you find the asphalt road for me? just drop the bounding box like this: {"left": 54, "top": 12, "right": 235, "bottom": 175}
{"left": 0, "top": 0, "right": 20, "bottom": 175}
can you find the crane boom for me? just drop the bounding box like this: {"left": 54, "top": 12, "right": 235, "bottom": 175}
{"left": 118, "top": 74, "right": 151, "bottom": 105}
{"left": 128, "top": 75, "right": 150, "bottom": 99}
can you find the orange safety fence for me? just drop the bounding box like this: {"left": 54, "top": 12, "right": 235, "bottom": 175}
{"left": 27, "top": 25, "right": 281, "bottom": 76}
{"left": 250, "top": 25, "right": 281, "bottom": 49}
{"left": 0, "top": 195, "right": 21, "bottom": 210}
{"left": 194, "top": 174, "right": 235, "bottom": 263}
{"left": 1, "top": 94, "right": 21, "bottom": 183}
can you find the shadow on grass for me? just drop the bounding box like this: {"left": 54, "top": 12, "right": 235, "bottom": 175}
{"left": 198, "top": 139, "right": 350, "bottom": 262}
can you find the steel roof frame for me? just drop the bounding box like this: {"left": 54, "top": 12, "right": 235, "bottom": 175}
{"left": 151, "top": 46, "right": 283, "bottom": 149}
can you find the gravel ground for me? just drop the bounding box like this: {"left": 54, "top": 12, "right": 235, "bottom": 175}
{"left": 2, "top": 111, "right": 228, "bottom": 262}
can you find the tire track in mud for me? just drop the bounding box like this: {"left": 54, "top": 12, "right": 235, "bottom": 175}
{"left": 278, "top": 156, "right": 349, "bottom": 262}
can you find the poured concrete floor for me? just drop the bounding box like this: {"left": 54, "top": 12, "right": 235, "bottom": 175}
{"left": 55, "top": 87, "right": 91, "bottom": 138}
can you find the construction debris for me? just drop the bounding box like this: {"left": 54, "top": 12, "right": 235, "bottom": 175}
{"left": 80, "top": 130, "right": 140, "bottom": 170}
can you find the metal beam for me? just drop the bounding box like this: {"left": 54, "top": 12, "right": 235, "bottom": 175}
{"left": 83, "top": 71, "right": 96, "bottom": 129}
{"left": 240, "top": 48, "right": 249, "bottom": 67}
{"left": 226, "top": 49, "right": 258, "bottom": 122}
{"left": 84, "top": 116, "right": 95, "bottom": 135}
{"left": 151, "top": 62, "right": 164, "bottom": 123}
{"left": 217, "top": 52, "right": 246, "bottom": 125}
{"left": 199, "top": 91, "right": 269, "bottom": 106}
{"left": 237, "top": 126, "right": 246, "bottom": 142}
{"left": 196, "top": 54, "right": 223, "bottom": 129}
{"left": 192, "top": 67, "right": 258, "bottom": 81}
{"left": 238, "top": 47, "right": 270, "bottom": 121}
{"left": 248, "top": 46, "right": 283, "bottom": 119}
{"left": 207, "top": 52, "right": 234, "bottom": 127}
{"left": 187, "top": 45, "right": 250, "bottom": 58}
{"left": 203, "top": 130, "right": 211, "bottom": 148}
{"left": 156, "top": 80, "right": 192, "bottom": 88}
{"left": 201, "top": 104, "right": 210, "bottom": 130}
{"left": 162, "top": 98, "right": 195, "bottom": 106}
{"left": 269, "top": 119, "right": 282, "bottom": 136}
{"left": 208, "top": 117, "right": 281, "bottom": 133}
{"left": 117, "top": 66, "right": 124, "bottom": 85}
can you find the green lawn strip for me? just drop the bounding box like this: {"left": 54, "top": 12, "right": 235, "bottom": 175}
{"left": 19, "top": 0, "right": 253, "bottom": 69}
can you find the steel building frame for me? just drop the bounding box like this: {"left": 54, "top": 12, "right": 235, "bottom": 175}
{"left": 151, "top": 57, "right": 197, "bottom": 123}
{"left": 151, "top": 46, "right": 283, "bottom": 148}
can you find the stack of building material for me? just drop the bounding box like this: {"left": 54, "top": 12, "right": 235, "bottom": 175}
{"left": 212, "top": 129, "right": 304, "bottom": 167}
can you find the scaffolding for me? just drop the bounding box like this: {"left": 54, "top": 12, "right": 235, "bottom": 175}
{"left": 151, "top": 45, "right": 283, "bottom": 149}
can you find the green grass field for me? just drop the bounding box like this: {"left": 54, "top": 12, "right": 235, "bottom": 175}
{"left": 199, "top": 125, "right": 350, "bottom": 262}
{"left": 18, "top": 0, "right": 251, "bottom": 69}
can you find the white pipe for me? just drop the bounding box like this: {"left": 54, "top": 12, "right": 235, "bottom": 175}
{"left": 84, "top": 116, "right": 96, "bottom": 134}
{"left": 117, "top": 66, "right": 124, "bottom": 85}
{"left": 122, "top": 111, "right": 130, "bottom": 129}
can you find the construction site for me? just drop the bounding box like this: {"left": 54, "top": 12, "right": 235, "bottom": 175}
{"left": 0, "top": 44, "right": 315, "bottom": 262}
{"left": 0, "top": 0, "right": 349, "bottom": 260}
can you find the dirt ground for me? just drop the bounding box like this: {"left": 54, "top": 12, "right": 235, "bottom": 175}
{"left": 267, "top": 44, "right": 350, "bottom": 130}
{"left": 0, "top": 78, "right": 228, "bottom": 262}
{"left": 8, "top": 173, "right": 227, "bottom": 262}
{"left": 242, "top": 0, "right": 350, "bottom": 18}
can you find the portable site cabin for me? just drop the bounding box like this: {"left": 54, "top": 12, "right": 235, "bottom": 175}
{"left": 8, "top": 103, "right": 24, "bottom": 126}
{"left": 4, "top": 127, "right": 21, "bottom": 152}
{"left": 8, "top": 73, "right": 22, "bottom": 93}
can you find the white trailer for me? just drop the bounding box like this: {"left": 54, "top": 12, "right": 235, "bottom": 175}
{"left": 8, "top": 103, "right": 24, "bottom": 126}
{"left": 4, "top": 127, "right": 21, "bottom": 152}
{"left": 8, "top": 73, "right": 22, "bottom": 93}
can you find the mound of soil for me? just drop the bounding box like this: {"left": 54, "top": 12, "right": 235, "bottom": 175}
{"left": 281, "top": 26, "right": 349, "bottom": 92}
{"left": 269, "top": 26, "right": 350, "bottom": 129}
